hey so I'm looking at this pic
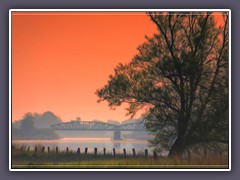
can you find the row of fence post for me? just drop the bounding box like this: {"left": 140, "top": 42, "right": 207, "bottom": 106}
{"left": 16, "top": 146, "right": 225, "bottom": 162}
{"left": 20, "top": 146, "right": 155, "bottom": 158}
{"left": 21, "top": 146, "right": 222, "bottom": 159}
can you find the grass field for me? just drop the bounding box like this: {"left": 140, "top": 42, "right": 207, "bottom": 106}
{"left": 11, "top": 145, "right": 228, "bottom": 169}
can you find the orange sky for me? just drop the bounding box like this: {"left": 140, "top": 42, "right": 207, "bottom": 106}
{"left": 12, "top": 12, "right": 157, "bottom": 122}
{"left": 12, "top": 11, "right": 225, "bottom": 122}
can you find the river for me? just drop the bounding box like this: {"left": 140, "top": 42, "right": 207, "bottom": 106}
{"left": 12, "top": 138, "right": 153, "bottom": 154}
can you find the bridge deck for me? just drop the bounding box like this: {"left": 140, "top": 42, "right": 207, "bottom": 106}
{"left": 51, "top": 121, "right": 145, "bottom": 131}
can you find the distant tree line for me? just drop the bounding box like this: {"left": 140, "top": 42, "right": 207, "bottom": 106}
{"left": 12, "top": 111, "right": 61, "bottom": 140}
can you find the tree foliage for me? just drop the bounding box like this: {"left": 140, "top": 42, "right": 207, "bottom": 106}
{"left": 20, "top": 113, "right": 35, "bottom": 131}
{"left": 96, "top": 12, "right": 229, "bottom": 157}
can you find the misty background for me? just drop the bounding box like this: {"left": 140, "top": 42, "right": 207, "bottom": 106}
{"left": 12, "top": 111, "right": 151, "bottom": 140}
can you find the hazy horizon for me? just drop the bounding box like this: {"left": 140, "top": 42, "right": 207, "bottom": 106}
{"left": 12, "top": 110, "right": 143, "bottom": 123}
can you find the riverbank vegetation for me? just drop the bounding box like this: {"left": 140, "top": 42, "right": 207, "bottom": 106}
{"left": 12, "top": 145, "right": 228, "bottom": 169}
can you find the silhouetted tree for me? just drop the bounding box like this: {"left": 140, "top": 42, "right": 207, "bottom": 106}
{"left": 96, "top": 12, "right": 229, "bottom": 157}
{"left": 20, "top": 113, "right": 35, "bottom": 131}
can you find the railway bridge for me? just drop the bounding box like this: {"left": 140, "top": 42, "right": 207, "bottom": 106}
{"left": 51, "top": 121, "right": 145, "bottom": 140}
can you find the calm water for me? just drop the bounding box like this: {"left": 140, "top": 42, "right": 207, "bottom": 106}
{"left": 12, "top": 138, "right": 153, "bottom": 154}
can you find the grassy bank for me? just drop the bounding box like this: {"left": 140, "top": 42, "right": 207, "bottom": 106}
{"left": 11, "top": 145, "right": 228, "bottom": 169}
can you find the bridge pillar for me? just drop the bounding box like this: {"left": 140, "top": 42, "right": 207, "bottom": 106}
{"left": 113, "top": 131, "right": 121, "bottom": 140}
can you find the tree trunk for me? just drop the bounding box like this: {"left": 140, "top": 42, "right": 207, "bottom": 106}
{"left": 168, "top": 114, "right": 188, "bottom": 158}
{"left": 168, "top": 136, "right": 185, "bottom": 158}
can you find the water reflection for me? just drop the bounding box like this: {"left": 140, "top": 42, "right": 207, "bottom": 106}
{"left": 113, "top": 142, "right": 121, "bottom": 149}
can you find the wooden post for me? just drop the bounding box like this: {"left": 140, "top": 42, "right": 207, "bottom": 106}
{"left": 94, "top": 148, "right": 97, "bottom": 156}
{"left": 85, "top": 148, "right": 88, "bottom": 155}
{"left": 77, "top": 148, "right": 80, "bottom": 154}
{"left": 132, "top": 148, "right": 136, "bottom": 157}
{"left": 42, "top": 146, "right": 45, "bottom": 153}
{"left": 47, "top": 146, "right": 50, "bottom": 153}
{"left": 66, "top": 147, "right": 69, "bottom": 153}
{"left": 219, "top": 151, "right": 222, "bottom": 157}
{"left": 188, "top": 150, "right": 191, "bottom": 161}
{"left": 113, "top": 148, "right": 116, "bottom": 157}
{"left": 27, "top": 147, "right": 30, "bottom": 152}
{"left": 56, "top": 147, "right": 58, "bottom": 153}
{"left": 145, "top": 149, "right": 148, "bottom": 158}
{"left": 123, "top": 148, "right": 126, "bottom": 158}
{"left": 34, "top": 146, "right": 37, "bottom": 153}
{"left": 204, "top": 149, "right": 207, "bottom": 159}
{"left": 103, "top": 148, "right": 106, "bottom": 156}
{"left": 153, "top": 151, "right": 158, "bottom": 160}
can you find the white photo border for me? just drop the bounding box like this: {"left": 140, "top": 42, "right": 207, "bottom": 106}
{"left": 9, "top": 9, "right": 231, "bottom": 172}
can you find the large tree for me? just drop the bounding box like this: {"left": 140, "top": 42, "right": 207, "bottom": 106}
{"left": 96, "top": 12, "right": 229, "bottom": 157}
